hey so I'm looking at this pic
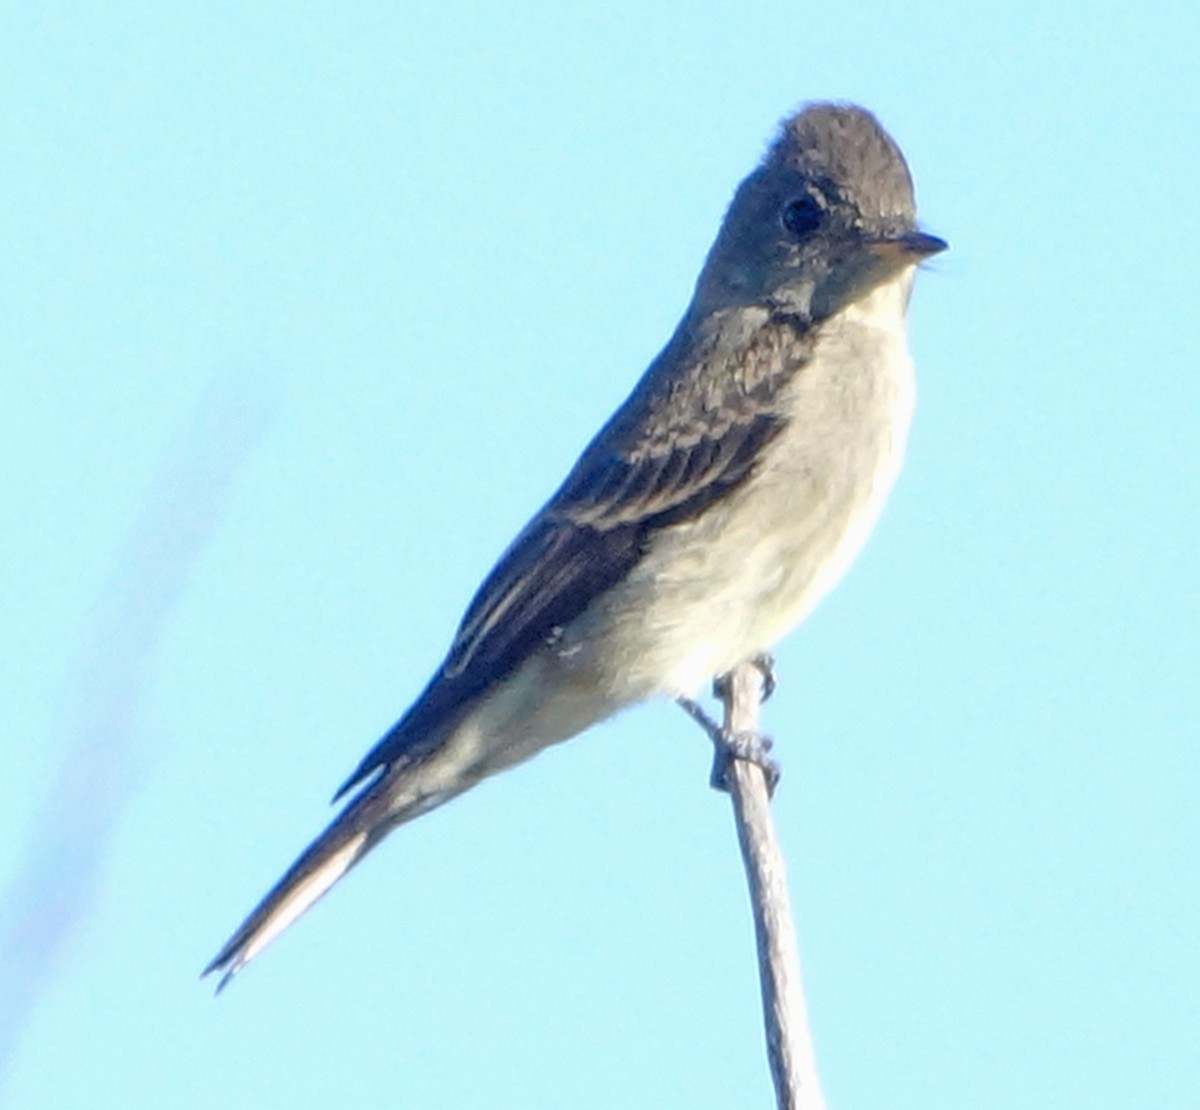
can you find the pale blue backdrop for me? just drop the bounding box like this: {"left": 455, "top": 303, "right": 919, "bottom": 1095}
{"left": 2, "top": 3, "right": 1196, "bottom": 1107}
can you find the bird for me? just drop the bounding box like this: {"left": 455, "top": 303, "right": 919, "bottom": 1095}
{"left": 204, "top": 101, "right": 945, "bottom": 990}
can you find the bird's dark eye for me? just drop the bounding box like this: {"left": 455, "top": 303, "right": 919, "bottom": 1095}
{"left": 781, "top": 196, "right": 822, "bottom": 238}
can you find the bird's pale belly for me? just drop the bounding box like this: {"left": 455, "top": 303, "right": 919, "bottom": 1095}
{"left": 572, "top": 277, "right": 916, "bottom": 701}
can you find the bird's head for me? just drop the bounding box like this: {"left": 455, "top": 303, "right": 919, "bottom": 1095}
{"left": 693, "top": 102, "right": 946, "bottom": 324}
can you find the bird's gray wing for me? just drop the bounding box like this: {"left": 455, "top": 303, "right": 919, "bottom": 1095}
{"left": 334, "top": 321, "right": 809, "bottom": 799}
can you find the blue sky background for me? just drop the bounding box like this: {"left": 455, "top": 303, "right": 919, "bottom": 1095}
{"left": 2, "top": 3, "right": 1197, "bottom": 1107}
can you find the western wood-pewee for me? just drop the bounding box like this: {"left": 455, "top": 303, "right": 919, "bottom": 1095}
{"left": 206, "top": 102, "right": 945, "bottom": 988}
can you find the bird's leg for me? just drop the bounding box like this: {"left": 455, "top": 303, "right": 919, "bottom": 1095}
{"left": 676, "top": 695, "right": 724, "bottom": 746}
{"left": 676, "top": 656, "right": 781, "bottom": 795}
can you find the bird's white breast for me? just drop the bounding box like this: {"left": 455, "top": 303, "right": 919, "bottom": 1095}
{"left": 607, "top": 269, "right": 918, "bottom": 699}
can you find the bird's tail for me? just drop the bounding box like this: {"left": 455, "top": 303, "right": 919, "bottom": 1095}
{"left": 202, "top": 781, "right": 400, "bottom": 992}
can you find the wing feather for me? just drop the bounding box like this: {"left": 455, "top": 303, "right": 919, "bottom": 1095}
{"left": 334, "top": 317, "right": 811, "bottom": 799}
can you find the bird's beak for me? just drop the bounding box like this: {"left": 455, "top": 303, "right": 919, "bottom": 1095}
{"left": 867, "top": 230, "right": 948, "bottom": 264}
{"left": 806, "top": 228, "right": 948, "bottom": 322}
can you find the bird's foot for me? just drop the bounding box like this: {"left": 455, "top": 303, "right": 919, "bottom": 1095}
{"left": 752, "top": 652, "right": 777, "bottom": 702}
{"left": 709, "top": 729, "right": 780, "bottom": 795}
{"left": 712, "top": 653, "right": 777, "bottom": 703}
{"left": 675, "top": 696, "right": 781, "bottom": 796}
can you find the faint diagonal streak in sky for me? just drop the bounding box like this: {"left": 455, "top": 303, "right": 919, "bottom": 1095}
{"left": 0, "top": 378, "right": 276, "bottom": 1086}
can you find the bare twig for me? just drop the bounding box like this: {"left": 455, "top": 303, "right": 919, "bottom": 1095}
{"left": 715, "top": 660, "right": 826, "bottom": 1110}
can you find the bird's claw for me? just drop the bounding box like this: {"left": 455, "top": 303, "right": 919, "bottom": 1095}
{"left": 751, "top": 652, "right": 777, "bottom": 702}
{"left": 712, "top": 653, "right": 777, "bottom": 703}
{"left": 710, "top": 729, "right": 781, "bottom": 796}
{"left": 677, "top": 666, "right": 782, "bottom": 795}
